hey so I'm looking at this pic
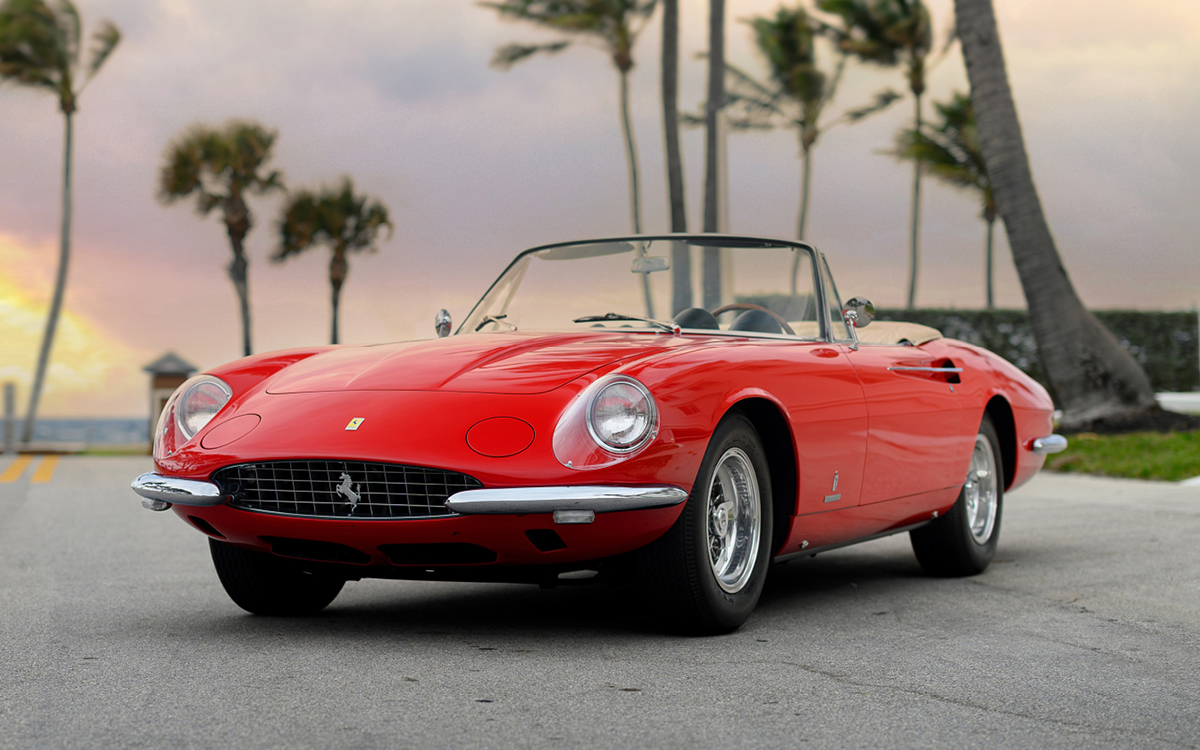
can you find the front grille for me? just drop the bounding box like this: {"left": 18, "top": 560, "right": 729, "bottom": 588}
{"left": 214, "top": 460, "right": 482, "bottom": 519}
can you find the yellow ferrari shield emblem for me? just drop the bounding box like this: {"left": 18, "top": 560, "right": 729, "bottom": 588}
{"left": 345, "top": 417, "right": 365, "bottom": 431}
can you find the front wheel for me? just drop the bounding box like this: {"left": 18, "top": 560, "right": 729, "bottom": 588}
{"left": 209, "top": 539, "right": 345, "bottom": 615}
{"left": 910, "top": 414, "right": 1004, "bottom": 576}
{"left": 635, "top": 414, "right": 773, "bottom": 635}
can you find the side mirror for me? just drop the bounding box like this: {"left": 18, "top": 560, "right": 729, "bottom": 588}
{"left": 842, "top": 298, "right": 874, "bottom": 329}
{"left": 435, "top": 309, "right": 452, "bottom": 338}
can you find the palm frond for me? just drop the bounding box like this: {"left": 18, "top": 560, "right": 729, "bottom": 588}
{"left": 890, "top": 91, "right": 990, "bottom": 200}
{"left": 490, "top": 41, "right": 569, "bottom": 69}
{"left": 159, "top": 120, "right": 280, "bottom": 214}
{"left": 482, "top": 0, "right": 653, "bottom": 68}
{"left": 840, "top": 88, "right": 901, "bottom": 122}
{"left": 0, "top": 0, "right": 66, "bottom": 93}
{"left": 276, "top": 178, "right": 393, "bottom": 261}
{"left": 84, "top": 18, "right": 118, "bottom": 80}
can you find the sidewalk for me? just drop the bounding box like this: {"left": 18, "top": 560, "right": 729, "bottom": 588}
{"left": 1157, "top": 391, "right": 1200, "bottom": 414}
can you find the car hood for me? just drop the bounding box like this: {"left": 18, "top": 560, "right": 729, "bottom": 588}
{"left": 265, "top": 331, "right": 708, "bottom": 395}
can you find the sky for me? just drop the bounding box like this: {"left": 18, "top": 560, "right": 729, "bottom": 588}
{"left": 1, "top": 0, "right": 1198, "bottom": 417}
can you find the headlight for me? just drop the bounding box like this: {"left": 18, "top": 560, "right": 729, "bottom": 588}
{"left": 153, "top": 374, "right": 232, "bottom": 459}
{"left": 177, "top": 377, "right": 233, "bottom": 439}
{"left": 587, "top": 377, "right": 656, "bottom": 452}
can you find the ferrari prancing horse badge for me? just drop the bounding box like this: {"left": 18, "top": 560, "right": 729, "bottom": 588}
{"left": 345, "top": 417, "right": 365, "bottom": 431}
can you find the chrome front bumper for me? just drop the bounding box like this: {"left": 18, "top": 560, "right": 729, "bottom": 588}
{"left": 132, "top": 472, "right": 688, "bottom": 524}
{"left": 445, "top": 485, "right": 688, "bottom": 514}
{"left": 131, "top": 473, "right": 224, "bottom": 511}
{"left": 1030, "top": 434, "right": 1069, "bottom": 454}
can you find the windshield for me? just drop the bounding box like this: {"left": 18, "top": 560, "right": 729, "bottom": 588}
{"left": 461, "top": 236, "right": 825, "bottom": 340}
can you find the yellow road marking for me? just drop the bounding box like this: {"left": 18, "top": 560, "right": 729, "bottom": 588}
{"left": 31, "top": 455, "right": 60, "bottom": 484}
{"left": 0, "top": 455, "right": 34, "bottom": 483}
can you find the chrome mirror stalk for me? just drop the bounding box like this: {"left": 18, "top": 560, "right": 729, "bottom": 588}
{"left": 843, "top": 309, "right": 860, "bottom": 350}
{"left": 435, "top": 309, "right": 452, "bottom": 338}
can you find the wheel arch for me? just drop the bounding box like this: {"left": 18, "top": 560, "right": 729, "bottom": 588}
{"left": 726, "top": 397, "right": 797, "bottom": 557}
{"left": 984, "top": 394, "right": 1017, "bottom": 490}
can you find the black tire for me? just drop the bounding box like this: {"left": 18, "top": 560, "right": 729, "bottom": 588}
{"left": 209, "top": 539, "right": 345, "bottom": 616}
{"left": 910, "top": 414, "right": 1004, "bottom": 576}
{"left": 635, "top": 413, "right": 773, "bottom": 635}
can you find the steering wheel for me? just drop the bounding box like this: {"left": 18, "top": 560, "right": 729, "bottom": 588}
{"left": 710, "top": 303, "right": 796, "bottom": 336}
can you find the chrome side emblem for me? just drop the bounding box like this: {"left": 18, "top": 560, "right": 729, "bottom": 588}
{"left": 336, "top": 472, "right": 361, "bottom": 511}
{"left": 345, "top": 417, "right": 365, "bottom": 431}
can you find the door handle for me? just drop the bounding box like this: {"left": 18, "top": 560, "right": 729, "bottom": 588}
{"left": 887, "top": 366, "right": 963, "bottom": 373}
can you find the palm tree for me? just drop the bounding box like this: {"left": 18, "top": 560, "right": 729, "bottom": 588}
{"left": 483, "top": 0, "right": 658, "bottom": 317}
{"left": 483, "top": 0, "right": 657, "bottom": 236}
{"left": 274, "top": 179, "right": 393, "bottom": 345}
{"left": 893, "top": 92, "right": 997, "bottom": 307}
{"left": 701, "top": 0, "right": 725, "bottom": 309}
{"left": 661, "top": 0, "right": 692, "bottom": 314}
{"left": 818, "top": 0, "right": 931, "bottom": 308}
{"left": 727, "top": 4, "right": 899, "bottom": 278}
{"left": 0, "top": 0, "right": 120, "bottom": 444}
{"left": 158, "top": 121, "right": 283, "bottom": 357}
{"left": 954, "top": 0, "right": 1155, "bottom": 428}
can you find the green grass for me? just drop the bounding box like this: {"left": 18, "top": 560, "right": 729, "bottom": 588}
{"left": 1047, "top": 430, "right": 1200, "bottom": 481}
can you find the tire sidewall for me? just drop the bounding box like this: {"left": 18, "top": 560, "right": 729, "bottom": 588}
{"left": 683, "top": 413, "right": 773, "bottom": 630}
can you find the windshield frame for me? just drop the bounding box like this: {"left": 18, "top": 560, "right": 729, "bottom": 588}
{"left": 457, "top": 234, "right": 833, "bottom": 342}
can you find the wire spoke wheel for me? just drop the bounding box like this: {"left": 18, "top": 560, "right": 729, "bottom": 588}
{"left": 963, "top": 433, "right": 998, "bottom": 544}
{"left": 705, "top": 447, "right": 761, "bottom": 594}
{"left": 910, "top": 414, "right": 1004, "bottom": 577}
{"left": 633, "top": 413, "right": 773, "bottom": 634}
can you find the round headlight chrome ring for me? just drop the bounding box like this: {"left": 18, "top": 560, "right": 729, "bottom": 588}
{"left": 585, "top": 375, "right": 658, "bottom": 454}
{"left": 174, "top": 375, "right": 233, "bottom": 441}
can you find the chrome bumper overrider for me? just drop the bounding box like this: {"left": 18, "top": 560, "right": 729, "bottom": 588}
{"left": 131, "top": 473, "right": 225, "bottom": 509}
{"left": 1031, "top": 434, "right": 1068, "bottom": 454}
{"left": 445, "top": 485, "right": 689, "bottom": 517}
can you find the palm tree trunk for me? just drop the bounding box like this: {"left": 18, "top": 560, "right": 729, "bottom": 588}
{"left": 905, "top": 92, "right": 923, "bottom": 309}
{"left": 702, "top": 0, "right": 725, "bottom": 309}
{"left": 956, "top": 0, "right": 1155, "bottom": 427}
{"left": 618, "top": 68, "right": 643, "bottom": 234}
{"left": 662, "top": 0, "right": 692, "bottom": 315}
{"left": 223, "top": 196, "right": 253, "bottom": 357}
{"left": 618, "top": 67, "right": 654, "bottom": 318}
{"left": 226, "top": 241, "right": 252, "bottom": 357}
{"left": 984, "top": 216, "right": 995, "bottom": 309}
{"left": 21, "top": 112, "right": 73, "bottom": 444}
{"left": 797, "top": 141, "right": 813, "bottom": 241}
{"left": 330, "top": 249, "right": 348, "bottom": 345}
{"left": 791, "top": 142, "right": 813, "bottom": 296}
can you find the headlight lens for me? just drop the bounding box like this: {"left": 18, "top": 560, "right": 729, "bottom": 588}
{"left": 587, "top": 378, "right": 656, "bottom": 452}
{"left": 176, "top": 376, "right": 233, "bottom": 439}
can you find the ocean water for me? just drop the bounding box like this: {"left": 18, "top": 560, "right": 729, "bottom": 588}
{"left": 10, "top": 418, "right": 150, "bottom": 446}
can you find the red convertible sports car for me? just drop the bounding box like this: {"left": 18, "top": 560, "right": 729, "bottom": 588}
{"left": 133, "top": 235, "right": 1065, "bottom": 634}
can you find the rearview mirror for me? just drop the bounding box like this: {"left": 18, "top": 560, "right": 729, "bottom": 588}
{"left": 631, "top": 256, "right": 670, "bottom": 273}
{"left": 843, "top": 298, "right": 874, "bottom": 328}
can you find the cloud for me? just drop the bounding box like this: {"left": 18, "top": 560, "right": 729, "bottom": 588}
{"left": 0, "top": 235, "right": 150, "bottom": 417}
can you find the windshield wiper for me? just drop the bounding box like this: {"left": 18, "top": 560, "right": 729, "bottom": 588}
{"left": 573, "top": 313, "right": 680, "bottom": 335}
{"left": 475, "top": 314, "right": 517, "bottom": 332}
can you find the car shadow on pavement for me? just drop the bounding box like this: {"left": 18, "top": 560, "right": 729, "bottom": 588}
{"left": 138, "top": 536, "right": 1056, "bottom": 642}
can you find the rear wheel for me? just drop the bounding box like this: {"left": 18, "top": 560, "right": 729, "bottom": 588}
{"left": 910, "top": 415, "right": 1003, "bottom": 576}
{"left": 209, "top": 539, "right": 344, "bottom": 615}
{"left": 635, "top": 414, "right": 773, "bottom": 635}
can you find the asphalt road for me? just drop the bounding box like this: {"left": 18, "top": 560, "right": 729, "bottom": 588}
{"left": 2, "top": 456, "right": 1198, "bottom": 749}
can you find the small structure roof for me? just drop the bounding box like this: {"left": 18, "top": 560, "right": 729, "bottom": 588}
{"left": 143, "top": 351, "right": 198, "bottom": 377}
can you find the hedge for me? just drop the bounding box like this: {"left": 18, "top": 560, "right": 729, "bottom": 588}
{"left": 875, "top": 309, "right": 1200, "bottom": 393}
{"left": 736, "top": 295, "right": 1199, "bottom": 393}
